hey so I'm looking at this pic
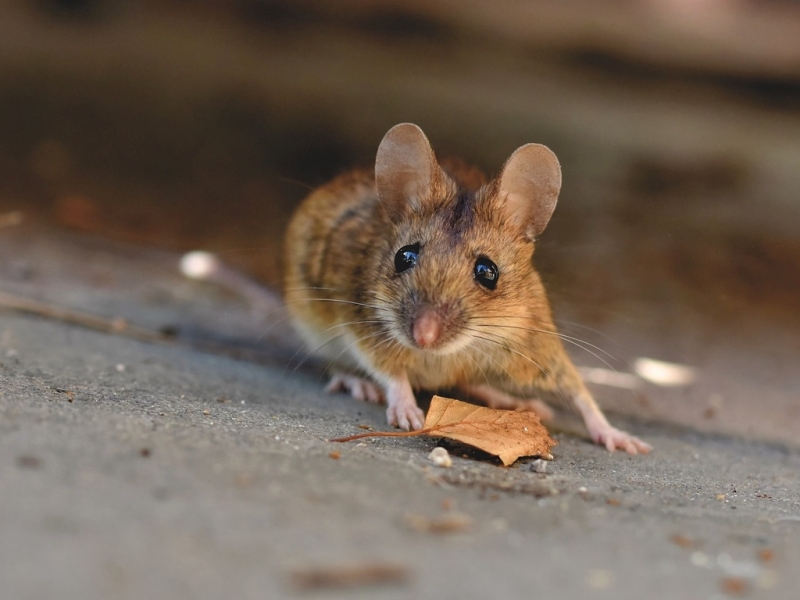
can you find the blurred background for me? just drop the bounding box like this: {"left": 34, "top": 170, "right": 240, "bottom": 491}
{"left": 1, "top": 0, "right": 799, "bottom": 442}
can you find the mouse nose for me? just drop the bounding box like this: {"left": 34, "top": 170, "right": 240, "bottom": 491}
{"left": 412, "top": 308, "right": 442, "bottom": 348}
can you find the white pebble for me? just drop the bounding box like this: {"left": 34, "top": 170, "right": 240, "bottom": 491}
{"left": 691, "top": 551, "right": 711, "bottom": 568}
{"left": 428, "top": 446, "right": 452, "bottom": 468}
{"left": 180, "top": 251, "right": 220, "bottom": 280}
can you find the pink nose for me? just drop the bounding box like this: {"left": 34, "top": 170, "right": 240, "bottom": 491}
{"left": 412, "top": 309, "right": 441, "bottom": 348}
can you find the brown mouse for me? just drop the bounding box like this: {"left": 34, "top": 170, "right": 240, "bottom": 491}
{"left": 284, "top": 123, "right": 650, "bottom": 454}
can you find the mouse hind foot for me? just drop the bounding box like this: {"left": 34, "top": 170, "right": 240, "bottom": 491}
{"left": 574, "top": 392, "right": 652, "bottom": 454}
{"left": 462, "top": 384, "right": 555, "bottom": 422}
{"left": 585, "top": 416, "right": 652, "bottom": 454}
{"left": 325, "top": 373, "right": 385, "bottom": 404}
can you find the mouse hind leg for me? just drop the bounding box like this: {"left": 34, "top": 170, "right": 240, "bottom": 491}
{"left": 462, "top": 384, "right": 555, "bottom": 422}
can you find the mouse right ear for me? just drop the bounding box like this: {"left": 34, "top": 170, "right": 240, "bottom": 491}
{"left": 375, "top": 123, "right": 440, "bottom": 214}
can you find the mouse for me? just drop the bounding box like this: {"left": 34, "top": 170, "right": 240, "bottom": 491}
{"left": 283, "top": 123, "right": 651, "bottom": 454}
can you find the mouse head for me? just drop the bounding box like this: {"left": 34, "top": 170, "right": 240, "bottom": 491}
{"left": 371, "top": 123, "right": 562, "bottom": 355}
{"left": 376, "top": 123, "right": 560, "bottom": 240}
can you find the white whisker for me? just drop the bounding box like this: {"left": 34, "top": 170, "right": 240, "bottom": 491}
{"left": 469, "top": 319, "right": 619, "bottom": 373}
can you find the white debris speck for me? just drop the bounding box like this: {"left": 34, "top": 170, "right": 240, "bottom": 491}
{"left": 691, "top": 551, "right": 711, "bottom": 568}
{"left": 586, "top": 568, "right": 614, "bottom": 589}
{"left": 757, "top": 569, "right": 778, "bottom": 589}
{"left": 490, "top": 518, "right": 508, "bottom": 532}
{"left": 428, "top": 447, "right": 452, "bottom": 468}
{"left": 115, "top": 364, "right": 126, "bottom": 372}
{"left": 634, "top": 357, "right": 696, "bottom": 387}
{"left": 180, "top": 251, "right": 220, "bottom": 280}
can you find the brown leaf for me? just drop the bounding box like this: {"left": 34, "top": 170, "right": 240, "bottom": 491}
{"left": 330, "top": 395, "right": 556, "bottom": 466}
{"left": 405, "top": 512, "right": 472, "bottom": 533}
{"left": 290, "top": 563, "right": 410, "bottom": 591}
{"left": 421, "top": 396, "right": 556, "bottom": 466}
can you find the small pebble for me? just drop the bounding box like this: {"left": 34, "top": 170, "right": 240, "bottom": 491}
{"left": 428, "top": 447, "right": 452, "bottom": 468}
{"left": 529, "top": 459, "right": 547, "bottom": 474}
{"left": 17, "top": 455, "right": 42, "bottom": 469}
{"left": 720, "top": 577, "right": 747, "bottom": 595}
{"left": 691, "top": 551, "right": 711, "bottom": 568}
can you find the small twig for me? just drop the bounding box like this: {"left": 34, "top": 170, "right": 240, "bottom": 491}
{"left": 0, "top": 290, "right": 165, "bottom": 343}
{"left": 331, "top": 425, "right": 450, "bottom": 443}
{"left": 0, "top": 288, "right": 299, "bottom": 369}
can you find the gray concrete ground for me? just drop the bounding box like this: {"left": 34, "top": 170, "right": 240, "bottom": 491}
{"left": 1, "top": 225, "right": 799, "bottom": 600}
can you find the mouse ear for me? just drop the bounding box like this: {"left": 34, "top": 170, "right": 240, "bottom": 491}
{"left": 375, "top": 123, "right": 439, "bottom": 212}
{"left": 497, "top": 143, "right": 561, "bottom": 239}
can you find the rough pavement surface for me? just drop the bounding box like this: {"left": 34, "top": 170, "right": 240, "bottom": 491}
{"left": 1, "top": 225, "right": 798, "bottom": 599}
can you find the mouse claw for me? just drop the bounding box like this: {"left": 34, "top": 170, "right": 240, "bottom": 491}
{"left": 387, "top": 403, "right": 425, "bottom": 431}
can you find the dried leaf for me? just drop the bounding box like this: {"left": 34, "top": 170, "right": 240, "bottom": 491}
{"left": 290, "top": 563, "right": 410, "bottom": 590}
{"left": 422, "top": 396, "right": 555, "bottom": 466}
{"left": 330, "top": 395, "right": 556, "bottom": 466}
{"left": 405, "top": 512, "right": 472, "bottom": 533}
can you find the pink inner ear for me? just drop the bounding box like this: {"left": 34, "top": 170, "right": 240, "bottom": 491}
{"left": 498, "top": 143, "right": 562, "bottom": 238}
{"left": 375, "top": 123, "right": 438, "bottom": 209}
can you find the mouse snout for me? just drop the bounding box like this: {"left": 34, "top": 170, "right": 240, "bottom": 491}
{"left": 412, "top": 308, "right": 442, "bottom": 348}
{"left": 409, "top": 299, "right": 466, "bottom": 350}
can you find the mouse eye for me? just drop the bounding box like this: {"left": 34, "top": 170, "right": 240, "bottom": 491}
{"left": 474, "top": 257, "right": 499, "bottom": 290}
{"left": 394, "top": 243, "right": 420, "bottom": 273}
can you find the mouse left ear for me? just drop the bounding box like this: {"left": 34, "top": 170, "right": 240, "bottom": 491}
{"left": 497, "top": 143, "right": 561, "bottom": 240}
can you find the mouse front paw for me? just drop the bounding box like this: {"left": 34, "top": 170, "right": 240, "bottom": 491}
{"left": 589, "top": 423, "right": 652, "bottom": 455}
{"left": 386, "top": 402, "right": 425, "bottom": 431}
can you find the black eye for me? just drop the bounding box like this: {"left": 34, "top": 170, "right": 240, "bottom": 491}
{"left": 395, "top": 243, "right": 420, "bottom": 273}
{"left": 474, "top": 257, "right": 499, "bottom": 289}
